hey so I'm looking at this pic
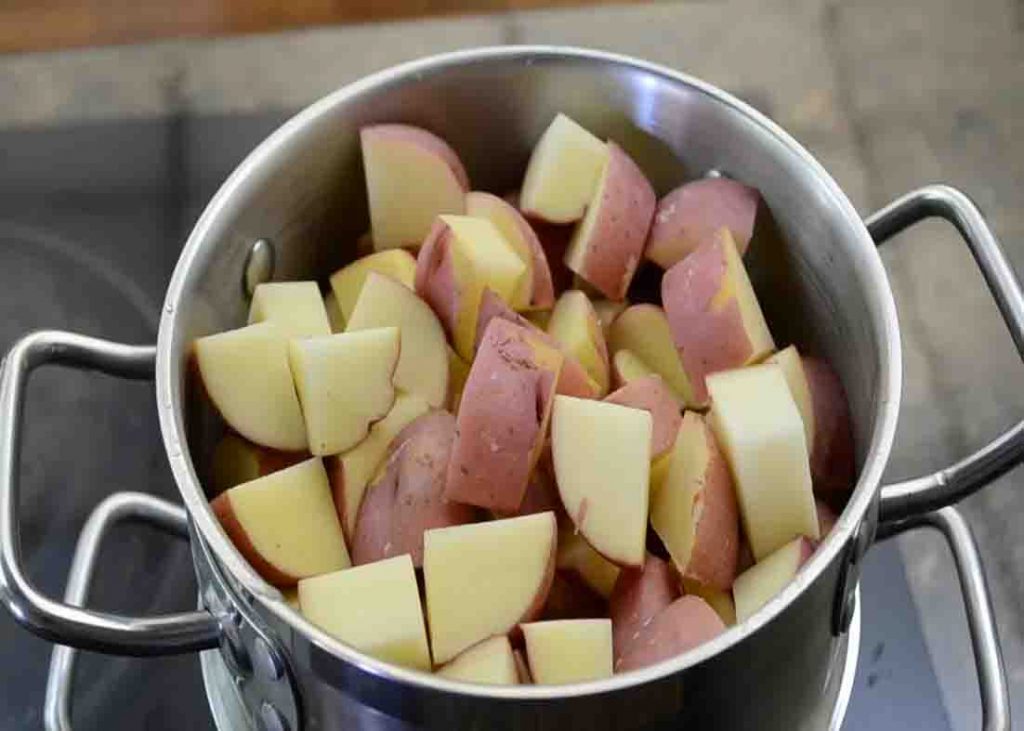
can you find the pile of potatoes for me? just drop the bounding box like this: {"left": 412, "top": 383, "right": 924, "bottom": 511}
{"left": 195, "top": 113, "right": 855, "bottom": 685}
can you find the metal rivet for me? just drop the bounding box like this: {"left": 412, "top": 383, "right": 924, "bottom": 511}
{"left": 704, "top": 168, "right": 725, "bottom": 179}
{"left": 244, "top": 239, "right": 275, "bottom": 298}
{"left": 258, "top": 701, "right": 290, "bottom": 731}
{"left": 220, "top": 614, "right": 252, "bottom": 677}
{"left": 252, "top": 635, "right": 284, "bottom": 682}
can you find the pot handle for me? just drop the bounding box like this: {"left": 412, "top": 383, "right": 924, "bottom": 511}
{"left": 0, "top": 330, "right": 222, "bottom": 655}
{"left": 876, "top": 507, "right": 1010, "bottom": 731}
{"left": 867, "top": 185, "right": 1024, "bottom": 523}
{"left": 43, "top": 491, "right": 193, "bottom": 731}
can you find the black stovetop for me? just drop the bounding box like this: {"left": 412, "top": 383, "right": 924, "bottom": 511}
{"left": 0, "top": 111, "right": 952, "bottom": 730}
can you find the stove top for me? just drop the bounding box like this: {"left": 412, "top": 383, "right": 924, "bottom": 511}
{"left": 0, "top": 111, "right": 953, "bottom": 730}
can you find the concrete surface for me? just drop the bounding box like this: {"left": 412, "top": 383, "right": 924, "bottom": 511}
{"left": 1, "top": 0, "right": 1022, "bottom": 728}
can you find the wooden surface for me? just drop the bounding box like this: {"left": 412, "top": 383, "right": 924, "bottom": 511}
{"left": 0, "top": 0, "right": 638, "bottom": 54}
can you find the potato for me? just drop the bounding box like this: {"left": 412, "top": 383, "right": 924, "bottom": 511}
{"left": 767, "top": 346, "right": 857, "bottom": 495}
{"left": 362, "top": 124, "right": 467, "bottom": 250}
{"left": 615, "top": 596, "right": 725, "bottom": 673}
{"left": 661, "top": 229, "right": 775, "bottom": 404}
{"left": 436, "top": 635, "right": 519, "bottom": 685}
{"left": 733, "top": 537, "right": 814, "bottom": 623}
{"left": 556, "top": 528, "right": 622, "bottom": 599}
{"left": 352, "top": 411, "right": 475, "bottom": 567}
{"left": 466, "top": 191, "right": 555, "bottom": 310}
{"left": 247, "top": 281, "right": 332, "bottom": 339}
{"left": 591, "top": 298, "right": 628, "bottom": 338}
{"left": 493, "top": 457, "right": 565, "bottom": 522}
{"left": 347, "top": 271, "right": 449, "bottom": 408}
{"left": 565, "top": 143, "right": 656, "bottom": 300}
{"left": 607, "top": 305, "right": 694, "bottom": 406}
{"left": 323, "top": 291, "right": 345, "bottom": 332}
{"left": 707, "top": 365, "right": 819, "bottom": 560}
{"left": 446, "top": 346, "right": 471, "bottom": 413}
{"left": 521, "top": 619, "right": 614, "bottom": 684}
{"left": 682, "top": 579, "right": 736, "bottom": 626}
{"left": 816, "top": 498, "right": 838, "bottom": 537}
{"left": 327, "top": 392, "right": 431, "bottom": 540}
{"left": 440, "top": 215, "right": 528, "bottom": 305}
{"left": 212, "top": 458, "right": 349, "bottom": 586}
{"left": 288, "top": 328, "right": 400, "bottom": 456}
{"left": 209, "top": 433, "right": 306, "bottom": 495}
{"left": 423, "top": 513, "right": 557, "bottom": 664}
{"left": 193, "top": 322, "right": 308, "bottom": 451}
{"left": 520, "top": 113, "right": 609, "bottom": 223}
{"left": 551, "top": 396, "right": 652, "bottom": 567}
{"left": 603, "top": 375, "right": 682, "bottom": 460}
{"left": 298, "top": 554, "right": 431, "bottom": 670}
{"left": 608, "top": 554, "right": 680, "bottom": 666}
{"left": 646, "top": 178, "right": 762, "bottom": 268}
{"left": 444, "top": 318, "right": 563, "bottom": 512}
{"left": 547, "top": 290, "right": 611, "bottom": 395}
{"left": 329, "top": 249, "right": 417, "bottom": 321}
{"left": 474, "top": 289, "right": 600, "bottom": 398}
{"left": 514, "top": 649, "right": 533, "bottom": 684}
{"left": 650, "top": 412, "right": 740, "bottom": 591}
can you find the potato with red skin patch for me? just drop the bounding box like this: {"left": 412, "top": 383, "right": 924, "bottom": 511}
{"left": 474, "top": 289, "right": 601, "bottom": 398}
{"left": 565, "top": 143, "right": 656, "bottom": 300}
{"left": 650, "top": 412, "right": 741, "bottom": 592}
{"left": 646, "top": 178, "right": 762, "bottom": 268}
{"left": 210, "top": 433, "right": 308, "bottom": 495}
{"left": 608, "top": 554, "right": 680, "bottom": 666}
{"left": 603, "top": 376, "right": 682, "bottom": 460}
{"left": 816, "top": 499, "right": 838, "bottom": 537}
{"left": 661, "top": 228, "right": 774, "bottom": 404}
{"left": 466, "top": 191, "right": 555, "bottom": 311}
{"left": 361, "top": 124, "right": 468, "bottom": 250}
{"left": 615, "top": 595, "right": 725, "bottom": 672}
{"left": 352, "top": 411, "right": 476, "bottom": 567}
{"left": 444, "top": 319, "right": 563, "bottom": 512}
{"left": 493, "top": 456, "right": 566, "bottom": 523}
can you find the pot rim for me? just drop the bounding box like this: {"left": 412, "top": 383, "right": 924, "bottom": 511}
{"left": 156, "top": 45, "right": 902, "bottom": 700}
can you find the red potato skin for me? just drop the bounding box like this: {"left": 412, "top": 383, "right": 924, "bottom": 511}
{"left": 542, "top": 571, "right": 608, "bottom": 621}
{"left": 467, "top": 191, "right": 556, "bottom": 310}
{"left": 569, "top": 143, "right": 656, "bottom": 301}
{"left": 803, "top": 357, "right": 856, "bottom": 495}
{"left": 816, "top": 498, "right": 838, "bottom": 537}
{"left": 492, "top": 455, "right": 568, "bottom": 524}
{"left": 351, "top": 412, "right": 476, "bottom": 567}
{"left": 474, "top": 289, "right": 600, "bottom": 399}
{"left": 684, "top": 416, "right": 741, "bottom": 591}
{"left": 736, "top": 540, "right": 755, "bottom": 574}
{"left": 603, "top": 376, "right": 683, "bottom": 459}
{"left": 661, "top": 230, "right": 756, "bottom": 404}
{"left": 646, "top": 178, "right": 761, "bottom": 269}
{"left": 609, "top": 554, "right": 680, "bottom": 666}
{"left": 361, "top": 124, "right": 470, "bottom": 191}
{"left": 415, "top": 220, "right": 466, "bottom": 348}
{"left": 211, "top": 493, "right": 299, "bottom": 588}
{"left": 513, "top": 649, "right": 533, "bottom": 684}
{"left": 616, "top": 595, "right": 726, "bottom": 673}
{"left": 444, "top": 319, "right": 561, "bottom": 512}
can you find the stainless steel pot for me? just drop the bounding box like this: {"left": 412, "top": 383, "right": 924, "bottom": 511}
{"left": 1, "top": 46, "right": 1019, "bottom": 731}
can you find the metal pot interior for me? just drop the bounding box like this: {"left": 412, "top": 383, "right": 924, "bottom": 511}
{"left": 156, "top": 46, "right": 901, "bottom": 698}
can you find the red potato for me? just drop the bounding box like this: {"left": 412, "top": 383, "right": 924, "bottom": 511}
{"left": 415, "top": 218, "right": 486, "bottom": 361}
{"left": 733, "top": 537, "right": 815, "bottom": 623}
{"left": 466, "top": 191, "right": 555, "bottom": 311}
{"left": 474, "top": 289, "right": 601, "bottom": 399}
{"left": 766, "top": 346, "right": 856, "bottom": 495}
{"left": 662, "top": 229, "right": 775, "bottom": 404}
{"left": 607, "top": 304, "right": 694, "bottom": 407}
{"left": 603, "top": 376, "right": 683, "bottom": 460}
{"left": 615, "top": 595, "right": 725, "bottom": 673}
{"left": 209, "top": 433, "right": 308, "bottom": 495}
{"left": 816, "top": 499, "right": 838, "bottom": 537}
{"left": 565, "top": 142, "right": 656, "bottom": 300}
{"left": 212, "top": 458, "right": 350, "bottom": 587}
{"left": 682, "top": 580, "right": 736, "bottom": 626}
{"left": 608, "top": 554, "right": 680, "bottom": 666}
{"left": 650, "top": 412, "right": 740, "bottom": 592}
{"left": 351, "top": 411, "right": 476, "bottom": 567}
{"left": 444, "top": 318, "right": 563, "bottom": 512}
{"left": 547, "top": 290, "right": 611, "bottom": 395}
{"left": 646, "top": 178, "right": 762, "bottom": 269}
{"left": 514, "top": 649, "right": 533, "bottom": 684}
{"left": 493, "top": 457, "right": 566, "bottom": 523}
{"left": 361, "top": 124, "right": 468, "bottom": 250}
{"left": 542, "top": 572, "right": 608, "bottom": 621}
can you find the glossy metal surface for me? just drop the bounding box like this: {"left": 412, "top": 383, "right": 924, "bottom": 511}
{"left": 43, "top": 492, "right": 192, "bottom": 731}
{"left": 0, "top": 330, "right": 221, "bottom": 655}
{"left": 868, "top": 186, "right": 1024, "bottom": 523}
{"left": 877, "top": 508, "right": 1010, "bottom": 731}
